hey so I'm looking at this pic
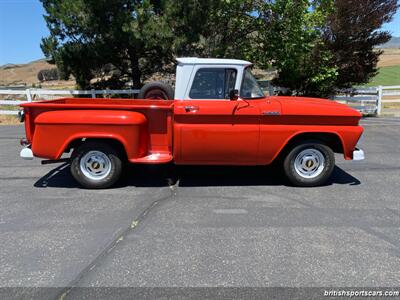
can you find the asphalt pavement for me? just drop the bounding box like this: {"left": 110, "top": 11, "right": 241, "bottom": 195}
{"left": 0, "top": 119, "right": 399, "bottom": 299}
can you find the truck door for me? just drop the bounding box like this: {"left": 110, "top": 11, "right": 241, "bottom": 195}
{"left": 173, "top": 67, "right": 260, "bottom": 164}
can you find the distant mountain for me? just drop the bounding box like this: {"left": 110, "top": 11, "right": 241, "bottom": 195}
{"left": 377, "top": 36, "right": 400, "bottom": 49}
{"left": 0, "top": 58, "right": 47, "bottom": 70}
{"left": 0, "top": 63, "right": 23, "bottom": 70}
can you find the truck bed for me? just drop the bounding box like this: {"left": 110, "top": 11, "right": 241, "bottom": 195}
{"left": 21, "top": 98, "right": 174, "bottom": 162}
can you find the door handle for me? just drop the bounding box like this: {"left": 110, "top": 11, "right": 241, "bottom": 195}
{"left": 185, "top": 105, "right": 199, "bottom": 112}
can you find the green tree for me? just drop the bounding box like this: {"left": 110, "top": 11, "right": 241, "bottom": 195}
{"left": 163, "top": 0, "right": 258, "bottom": 58}
{"left": 253, "top": 0, "right": 338, "bottom": 97}
{"left": 41, "top": 0, "right": 174, "bottom": 89}
{"left": 323, "top": 0, "right": 399, "bottom": 88}
{"left": 37, "top": 68, "right": 60, "bottom": 82}
{"left": 253, "top": 0, "right": 398, "bottom": 96}
{"left": 163, "top": 0, "right": 213, "bottom": 56}
{"left": 199, "top": 0, "right": 258, "bottom": 58}
{"left": 40, "top": 0, "right": 258, "bottom": 89}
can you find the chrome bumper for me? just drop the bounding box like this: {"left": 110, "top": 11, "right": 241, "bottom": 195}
{"left": 353, "top": 148, "right": 365, "bottom": 161}
{"left": 20, "top": 147, "right": 34, "bottom": 160}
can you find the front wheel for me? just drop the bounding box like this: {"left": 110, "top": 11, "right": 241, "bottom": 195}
{"left": 283, "top": 142, "right": 335, "bottom": 187}
{"left": 70, "top": 142, "right": 123, "bottom": 189}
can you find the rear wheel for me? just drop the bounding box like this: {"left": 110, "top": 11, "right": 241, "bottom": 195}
{"left": 71, "top": 141, "right": 123, "bottom": 189}
{"left": 283, "top": 141, "right": 335, "bottom": 187}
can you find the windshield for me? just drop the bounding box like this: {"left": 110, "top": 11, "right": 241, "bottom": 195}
{"left": 240, "top": 67, "right": 264, "bottom": 99}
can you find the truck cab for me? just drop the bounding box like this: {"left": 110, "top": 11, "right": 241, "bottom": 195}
{"left": 174, "top": 57, "right": 260, "bottom": 100}
{"left": 172, "top": 58, "right": 281, "bottom": 165}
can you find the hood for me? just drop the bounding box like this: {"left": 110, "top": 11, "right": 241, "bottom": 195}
{"left": 271, "top": 96, "right": 362, "bottom": 118}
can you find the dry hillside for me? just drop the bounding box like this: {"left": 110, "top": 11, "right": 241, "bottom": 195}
{"left": 0, "top": 59, "right": 75, "bottom": 88}
{"left": 378, "top": 48, "right": 400, "bottom": 67}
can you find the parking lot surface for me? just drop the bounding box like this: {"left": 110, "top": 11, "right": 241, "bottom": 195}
{"left": 0, "top": 118, "right": 399, "bottom": 298}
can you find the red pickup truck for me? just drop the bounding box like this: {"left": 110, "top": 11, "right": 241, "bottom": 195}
{"left": 19, "top": 58, "right": 364, "bottom": 188}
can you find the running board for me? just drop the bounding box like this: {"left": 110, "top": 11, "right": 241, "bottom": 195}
{"left": 130, "top": 153, "right": 173, "bottom": 164}
{"left": 41, "top": 158, "right": 70, "bottom": 165}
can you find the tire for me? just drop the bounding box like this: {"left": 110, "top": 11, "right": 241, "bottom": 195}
{"left": 70, "top": 141, "right": 123, "bottom": 189}
{"left": 138, "top": 81, "right": 174, "bottom": 100}
{"left": 283, "top": 141, "right": 335, "bottom": 187}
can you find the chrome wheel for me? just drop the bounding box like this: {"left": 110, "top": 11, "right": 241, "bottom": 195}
{"left": 294, "top": 148, "right": 325, "bottom": 179}
{"left": 79, "top": 150, "right": 112, "bottom": 181}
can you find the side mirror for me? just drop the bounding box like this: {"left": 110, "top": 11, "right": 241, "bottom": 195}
{"left": 229, "top": 89, "right": 239, "bottom": 101}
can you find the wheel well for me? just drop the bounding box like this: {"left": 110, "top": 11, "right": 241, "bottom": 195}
{"left": 281, "top": 132, "right": 344, "bottom": 156}
{"left": 66, "top": 138, "right": 127, "bottom": 160}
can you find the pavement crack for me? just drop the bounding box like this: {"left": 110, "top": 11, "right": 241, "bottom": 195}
{"left": 56, "top": 178, "right": 179, "bottom": 300}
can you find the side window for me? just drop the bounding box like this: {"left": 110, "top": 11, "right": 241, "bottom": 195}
{"left": 189, "top": 68, "right": 237, "bottom": 99}
{"left": 240, "top": 67, "right": 265, "bottom": 99}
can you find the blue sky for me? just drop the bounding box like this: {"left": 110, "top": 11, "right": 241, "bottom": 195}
{"left": 0, "top": 0, "right": 49, "bottom": 65}
{"left": 0, "top": 0, "right": 399, "bottom": 65}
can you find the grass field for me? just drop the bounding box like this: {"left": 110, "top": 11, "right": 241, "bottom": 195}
{"left": 0, "top": 115, "right": 19, "bottom": 125}
{"left": 366, "top": 65, "right": 400, "bottom": 86}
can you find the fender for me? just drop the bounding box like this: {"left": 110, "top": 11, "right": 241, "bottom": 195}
{"left": 32, "top": 110, "right": 148, "bottom": 160}
{"left": 259, "top": 126, "right": 363, "bottom": 165}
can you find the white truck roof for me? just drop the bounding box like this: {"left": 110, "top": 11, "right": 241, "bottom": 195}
{"left": 174, "top": 57, "right": 253, "bottom": 100}
{"left": 176, "top": 57, "right": 252, "bottom": 66}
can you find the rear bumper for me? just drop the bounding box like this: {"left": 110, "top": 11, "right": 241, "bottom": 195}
{"left": 20, "top": 147, "right": 34, "bottom": 160}
{"left": 353, "top": 148, "right": 365, "bottom": 161}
